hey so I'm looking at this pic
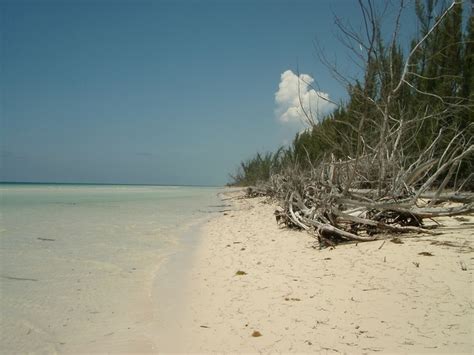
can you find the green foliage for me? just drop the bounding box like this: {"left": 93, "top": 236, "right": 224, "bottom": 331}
{"left": 229, "top": 148, "right": 295, "bottom": 186}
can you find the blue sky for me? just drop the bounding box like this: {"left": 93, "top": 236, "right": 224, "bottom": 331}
{"left": 1, "top": 0, "right": 418, "bottom": 186}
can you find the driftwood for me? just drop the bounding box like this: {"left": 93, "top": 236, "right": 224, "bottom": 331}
{"left": 269, "top": 182, "right": 472, "bottom": 248}
{"left": 248, "top": 133, "right": 472, "bottom": 248}
{"left": 246, "top": 186, "right": 269, "bottom": 198}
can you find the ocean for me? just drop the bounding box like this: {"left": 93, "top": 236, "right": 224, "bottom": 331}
{"left": 0, "top": 183, "right": 221, "bottom": 353}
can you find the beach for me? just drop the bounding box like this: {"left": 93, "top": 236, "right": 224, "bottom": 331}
{"left": 1, "top": 185, "right": 472, "bottom": 353}
{"left": 160, "top": 189, "right": 473, "bottom": 353}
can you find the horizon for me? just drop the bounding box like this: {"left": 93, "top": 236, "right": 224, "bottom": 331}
{"left": 0, "top": 180, "right": 221, "bottom": 188}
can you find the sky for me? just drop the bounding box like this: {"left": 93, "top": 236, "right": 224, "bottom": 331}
{"left": 1, "top": 0, "right": 421, "bottom": 186}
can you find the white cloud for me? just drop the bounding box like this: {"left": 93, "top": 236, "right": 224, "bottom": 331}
{"left": 275, "top": 70, "right": 335, "bottom": 125}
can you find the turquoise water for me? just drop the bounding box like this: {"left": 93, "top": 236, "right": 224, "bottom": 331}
{"left": 0, "top": 184, "right": 221, "bottom": 353}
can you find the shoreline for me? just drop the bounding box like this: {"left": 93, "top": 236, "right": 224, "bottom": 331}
{"left": 151, "top": 188, "right": 238, "bottom": 351}
{"left": 151, "top": 207, "right": 222, "bottom": 350}
{"left": 163, "top": 189, "right": 473, "bottom": 353}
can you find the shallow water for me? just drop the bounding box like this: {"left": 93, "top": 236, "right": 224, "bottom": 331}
{"left": 0, "top": 184, "right": 220, "bottom": 353}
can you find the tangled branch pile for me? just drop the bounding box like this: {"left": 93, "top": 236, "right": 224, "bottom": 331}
{"left": 267, "top": 136, "right": 473, "bottom": 247}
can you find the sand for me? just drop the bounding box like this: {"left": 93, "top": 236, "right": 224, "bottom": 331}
{"left": 158, "top": 189, "right": 473, "bottom": 354}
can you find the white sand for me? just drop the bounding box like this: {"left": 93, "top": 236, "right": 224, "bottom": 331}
{"left": 158, "top": 190, "right": 473, "bottom": 353}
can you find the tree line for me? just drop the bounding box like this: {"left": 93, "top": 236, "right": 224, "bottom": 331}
{"left": 230, "top": 0, "right": 473, "bottom": 191}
